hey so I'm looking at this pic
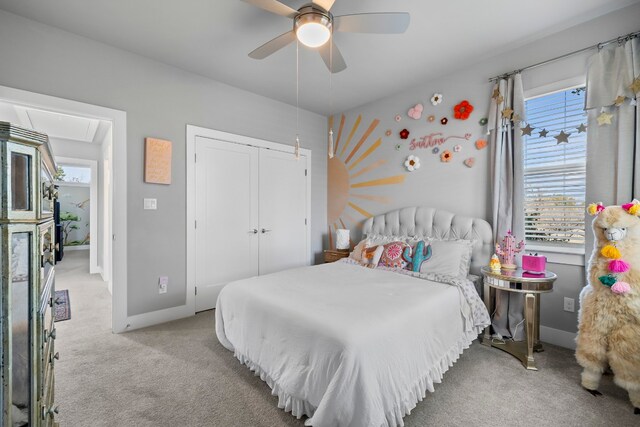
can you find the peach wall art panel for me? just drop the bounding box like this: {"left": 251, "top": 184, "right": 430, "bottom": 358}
{"left": 144, "top": 137, "right": 172, "bottom": 185}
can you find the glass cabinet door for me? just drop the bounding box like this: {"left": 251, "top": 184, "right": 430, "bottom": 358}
{"left": 11, "top": 153, "right": 31, "bottom": 211}
{"left": 10, "top": 231, "right": 32, "bottom": 426}
{"left": 7, "top": 143, "right": 37, "bottom": 220}
{"left": 40, "top": 166, "right": 54, "bottom": 218}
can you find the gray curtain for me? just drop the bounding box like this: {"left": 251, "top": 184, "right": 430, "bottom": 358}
{"left": 488, "top": 74, "right": 526, "bottom": 341}
{"left": 585, "top": 38, "right": 640, "bottom": 256}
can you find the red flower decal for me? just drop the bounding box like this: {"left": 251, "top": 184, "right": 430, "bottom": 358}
{"left": 399, "top": 128, "right": 410, "bottom": 139}
{"left": 453, "top": 100, "right": 474, "bottom": 120}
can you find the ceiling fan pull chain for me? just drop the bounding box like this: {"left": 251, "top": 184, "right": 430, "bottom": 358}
{"left": 328, "top": 36, "right": 334, "bottom": 158}
{"left": 295, "top": 39, "right": 300, "bottom": 160}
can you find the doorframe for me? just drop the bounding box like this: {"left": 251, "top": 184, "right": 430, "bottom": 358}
{"left": 0, "top": 84, "right": 128, "bottom": 333}
{"left": 186, "top": 125, "right": 312, "bottom": 311}
{"left": 55, "top": 156, "right": 99, "bottom": 274}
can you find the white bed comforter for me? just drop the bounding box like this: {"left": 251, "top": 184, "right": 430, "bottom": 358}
{"left": 215, "top": 260, "right": 490, "bottom": 427}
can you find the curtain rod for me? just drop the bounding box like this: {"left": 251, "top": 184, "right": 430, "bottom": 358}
{"left": 488, "top": 30, "right": 640, "bottom": 82}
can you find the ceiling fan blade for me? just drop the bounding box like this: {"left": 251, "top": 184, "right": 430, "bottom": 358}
{"left": 312, "top": 0, "right": 336, "bottom": 11}
{"left": 318, "top": 39, "right": 347, "bottom": 73}
{"left": 334, "top": 12, "right": 410, "bottom": 34}
{"left": 249, "top": 30, "right": 296, "bottom": 59}
{"left": 241, "top": 0, "right": 298, "bottom": 18}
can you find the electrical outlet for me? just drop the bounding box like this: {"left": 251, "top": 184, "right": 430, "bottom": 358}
{"left": 563, "top": 297, "right": 575, "bottom": 312}
{"left": 158, "top": 276, "right": 168, "bottom": 294}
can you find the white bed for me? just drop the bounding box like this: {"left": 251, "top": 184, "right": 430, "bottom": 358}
{"left": 216, "top": 207, "right": 493, "bottom": 427}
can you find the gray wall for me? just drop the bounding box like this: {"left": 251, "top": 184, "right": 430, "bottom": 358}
{"left": 333, "top": 3, "right": 640, "bottom": 335}
{"left": 0, "top": 10, "right": 327, "bottom": 317}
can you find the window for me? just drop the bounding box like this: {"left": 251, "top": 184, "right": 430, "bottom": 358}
{"left": 55, "top": 164, "right": 91, "bottom": 184}
{"left": 523, "top": 86, "right": 587, "bottom": 248}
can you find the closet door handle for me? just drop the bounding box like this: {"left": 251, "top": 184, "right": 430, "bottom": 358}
{"left": 261, "top": 228, "right": 271, "bottom": 234}
{"left": 248, "top": 229, "right": 258, "bottom": 234}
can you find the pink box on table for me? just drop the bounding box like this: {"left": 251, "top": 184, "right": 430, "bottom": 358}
{"left": 522, "top": 254, "right": 546, "bottom": 274}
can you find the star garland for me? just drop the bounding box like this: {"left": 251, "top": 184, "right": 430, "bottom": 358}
{"left": 492, "top": 84, "right": 640, "bottom": 143}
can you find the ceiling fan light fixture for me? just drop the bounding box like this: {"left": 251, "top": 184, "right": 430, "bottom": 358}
{"left": 294, "top": 8, "right": 332, "bottom": 48}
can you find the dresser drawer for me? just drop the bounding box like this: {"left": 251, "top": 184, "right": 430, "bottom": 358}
{"left": 41, "top": 367, "right": 58, "bottom": 427}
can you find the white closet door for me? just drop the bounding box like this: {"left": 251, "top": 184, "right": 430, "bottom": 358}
{"left": 194, "top": 137, "right": 259, "bottom": 312}
{"left": 259, "top": 149, "right": 309, "bottom": 275}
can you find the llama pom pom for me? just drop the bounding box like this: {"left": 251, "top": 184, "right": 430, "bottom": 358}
{"left": 601, "top": 245, "right": 621, "bottom": 259}
{"left": 611, "top": 281, "right": 631, "bottom": 295}
{"left": 587, "top": 202, "right": 605, "bottom": 216}
{"left": 609, "top": 259, "right": 630, "bottom": 273}
{"left": 622, "top": 199, "right": 640, "bottom": 215}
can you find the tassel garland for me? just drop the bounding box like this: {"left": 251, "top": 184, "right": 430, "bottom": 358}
{"left": 599, "top": 243, "right": 631, "bottom": 294}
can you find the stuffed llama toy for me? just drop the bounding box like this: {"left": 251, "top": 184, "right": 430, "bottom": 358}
{"left": 576, "top": 201, "right": 640, "bottom": 414}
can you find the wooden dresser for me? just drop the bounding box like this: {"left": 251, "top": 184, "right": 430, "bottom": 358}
{"left": 1, "top": 122, "right": 59, "bottom": 426}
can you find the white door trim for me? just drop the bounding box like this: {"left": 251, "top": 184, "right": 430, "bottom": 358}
{"left": 0, "top": 84, "right": 128, "bottom": 333}
{"left": 55, "top": 156, "right": 99, "bottom": 275}
{"left": 186, "top": 125, "right": 312, "bottom": 311}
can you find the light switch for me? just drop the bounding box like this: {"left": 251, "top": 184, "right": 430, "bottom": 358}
{"left": 144, "top": 198, "right": 157, "bottom": 210}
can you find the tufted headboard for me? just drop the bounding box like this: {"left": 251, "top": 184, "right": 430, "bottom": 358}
{"left": 362, "top": 206, "right": 493, "bottom": 277}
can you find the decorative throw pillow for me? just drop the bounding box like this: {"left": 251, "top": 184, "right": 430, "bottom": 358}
{"left": 349, "top": 238, "right": 370, "bottom": 263}
{"left": 378, "top": 241, "right": 411, "bottom": 269}
{"left": 362, "top": 245, "right": 384, "bottom": 267}
{"left": 418, "top": 239, "right": 474, "bottom": 277}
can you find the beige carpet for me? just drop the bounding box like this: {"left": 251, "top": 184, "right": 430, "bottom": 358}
{"left": 54, "top": 251, "right": 638, "bottom": 426}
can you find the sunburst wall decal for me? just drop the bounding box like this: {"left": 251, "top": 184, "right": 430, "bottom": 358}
{"left": 327, "top": 113, "right": 406, "bottom": 249}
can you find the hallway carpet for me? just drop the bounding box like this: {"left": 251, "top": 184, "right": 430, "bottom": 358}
{"left": 55, "top": 252, "right": 638, "bottom": 426}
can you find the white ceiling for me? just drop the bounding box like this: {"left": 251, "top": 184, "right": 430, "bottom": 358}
{"left": 0, "top": 100, "right": 111, "bottom": 144}
{"left": 0, "top": 0, "right": 636, "bottom": 115}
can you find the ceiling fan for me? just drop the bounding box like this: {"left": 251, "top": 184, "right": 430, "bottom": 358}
{"left": 242, "top": 0, "right": 410, "bottom": 73}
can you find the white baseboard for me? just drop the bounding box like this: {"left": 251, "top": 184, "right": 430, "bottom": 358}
{"left": 540, "top": 326, "right": 576, "bottom": 349}
{"left": 117, "top": 304, "right": 193, "bottom": 333}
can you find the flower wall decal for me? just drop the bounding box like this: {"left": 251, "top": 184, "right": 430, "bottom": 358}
{"left": 385, "top": 129, "right": 392, "bottom": 136}
{"left": 440, "top": 150, "right": 453, "bottom": 162}
{"left": 395, "top": 143, "right": 402, "bottom": 151}
{"left": 427, "top": 115, "right": 435, "bottom": 122}
{"left": 475, "top": 139, "right": 487, "bottom": 150}
{"left": 404, "top": 155, "right": 421, "bottom": 172}
{"left": 431, "top": 93, "right": 443, "bottom": 106}
{"left": 408, "top": 103, "right": 424, "bottom": 120}
{"left": 454, "top": 144, "right": 462, "bottom": 152}
{"left": 453, "top": 100, "right": 474, "bottom": 120}
{"left": 432, "top": 147, "right": 440, "bottom": 154}
{"left": 399, "top": 128, "right": 410, "bottom": 139}
{"left": 440, "top": 117, "right": 448, "bottom": 125}
{"left": 479, "top": 117, "right": 488, "bottom": 125}
{"left": 395, "top": 114, "right": 402, "bottom": 122}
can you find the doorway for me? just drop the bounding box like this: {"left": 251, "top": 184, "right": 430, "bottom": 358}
{"left": 0, "top": 85, "right": 127, "bottom": 332}
{"left": 54, "top": 158, "right": 99, "bottom": 276}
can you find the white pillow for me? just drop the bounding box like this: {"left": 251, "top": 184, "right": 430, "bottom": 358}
{"left": 418, "top": 240, "right": 474, "bottom": 278}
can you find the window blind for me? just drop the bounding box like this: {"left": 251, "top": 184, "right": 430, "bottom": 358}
{"left": 523, "top": 87, "right": 587, "bottom": 247}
